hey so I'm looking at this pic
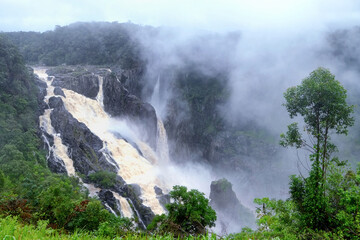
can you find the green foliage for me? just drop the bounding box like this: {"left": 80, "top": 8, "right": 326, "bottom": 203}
{"left": 281, "top": 67, "right": 354, "bottom": 174}
{"left": 67, "top": 200, "right": 112, "bottom": 231}
{"left": 0, "top": 34, "right": 127, "bottom": 236}
{"left": 167, "top": 68, "right": 229, "bottom": 160}
{"left": 283, "top": 67, "right": 354, "bottom": 136}
{"left": 149, "top": 185, "right": 216, "bottom": 237}
{"left": 274, "top": 67, "right": 360, "bottom": 237}
{"left": 0, "top": 170, "right": 4, "bottom": 191}
{"left": 88, "top": 170, "right": 117, "bottom": 188}
{"left": 167, "top": 186, "right": 216, "bottom": 234}
{"left": 96, "top": 216, "right": 134, "bottom": 238}
{"left": 279, "top": 123, "right": 303, "bottom": 148}
{"left": 3, "top": 22, "right": 144, "bottom": 68}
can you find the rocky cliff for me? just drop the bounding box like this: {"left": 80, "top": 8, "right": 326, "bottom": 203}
{"left": 103, "top": 73, "right": 158, "bottom": 149}
{"left": 35, "top": 67, "right": 165, "bottom": 228}
{"left": 210, "top": 178, "right": 255, "bottom": 234}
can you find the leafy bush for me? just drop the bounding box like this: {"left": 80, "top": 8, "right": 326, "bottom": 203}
{"left": 87, "top": 171, "right": 117, "bottom": 188}
{"left": 148, "top": 185, "right": 216, "bottom": 237}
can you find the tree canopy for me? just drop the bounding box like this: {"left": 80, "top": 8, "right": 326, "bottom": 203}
{"left": 280, "top": 67, "right": 357, "bottom": 232}
{"left": 280, "top": 67, "right": 354, "bottom": 177}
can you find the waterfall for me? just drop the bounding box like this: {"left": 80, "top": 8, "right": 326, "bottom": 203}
{"left": 112, "top": 191, "right": 134, "bottom": 218}
{"left": 35, "top": 68, "right": 166, "bottom": 215}
{"left": 36, "top": 68, "right": 76, "bottom": 176}
{"left": 104, "top": 203, "right": 117, "bottom": 215}
{"left": 156, "top": 118, "right": 170, "bottom": 164}
{"left": 96, "top": 75, "right": 104, "bottom": 107}
{"left": 127, "top": 198, "right": 146, "bottom": 229}
{"left": 150, "top": 75, "right": 160, "bottom": 110}
{"left": 149, "top": 74, "right": 170, "bottom": 164}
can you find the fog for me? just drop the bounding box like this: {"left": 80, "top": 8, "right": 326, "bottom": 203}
{"left": 119, "top": 3, "right": 360, "bottom": 233}
{"left": 3, "top": 0, "right": 360, "bottom": 234}
{"left": 1, "top": 0, "right": 360, "bottom": 32}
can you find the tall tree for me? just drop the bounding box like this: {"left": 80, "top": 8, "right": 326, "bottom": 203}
{"left": 280, "top": 67, "right": 354, "bottom": 229}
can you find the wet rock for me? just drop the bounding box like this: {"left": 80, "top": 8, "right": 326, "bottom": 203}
{"left": 154, "top": 186, "right": 170, "bottom": 208}
{"left": 40, "top": 131, "right": 67, "bottom": 174}
{"left": 110, "top": 66, "right": 145, "bottom": 98}
{"left": 129, "top": 184, "right": 142, "bottom": 197}
{"left": 35, "top": 76, "right": 48, "bottom": 115}
{"left": 98, "top": 190, "right": 120, "bottom": 215}
{"left": 49, "top": 97, "right": 118, "bottom": 175}
{"left": 103, "top": 73, "right": 157, "bottom": 149}
{"left": 208, "top": 130, "right": 278, "bottom": 171}
{"left": 48, "top": 96, "right": 63, "bottom": 109}
{"left": 51, "top": 72, "right": 99, "bottom": 99}
{"left": 210, "top": 178, "right": 255, "bottom": 233}
{"left": 120, "top": 184, "right": 155, "bottom": 227}
{"left": 154, "top": 186, "right": 163, "bottom": 195}
{"left": 53, "top": 87, "right": 66, "bottom": 97}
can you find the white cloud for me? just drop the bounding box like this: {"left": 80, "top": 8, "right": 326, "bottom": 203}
{"left": 0, "top": 0, "right": 359, "bottom": 32}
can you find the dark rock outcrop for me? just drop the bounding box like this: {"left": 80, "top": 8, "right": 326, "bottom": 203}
{"left": 154, "top": 186, "right": 170, "bottom": 208}
{"left": 121, "top": 184, "right": 155, "bottom": 227}
{"left": 49, "top": 96, "right": 117, "bottom": 175}
{"left": 110, "top": 66, "right": 145, "bottom": 98}
{"left": 98, "top": 190, "right": 121, "bottom": 216}
{"left": 40, "top": 131, "right": 67, "bottom": 174}
{"left": 209, "top": 131, "right": 278, "bottom": 172}
{"left": 51, "top": 72, "right": 99, "bottom": 99}
{"left": 103, "top": 73, "right": 158, "bottom": 149}
{"left": 210, "top": 178, "right": 255, "bottom": 233}
{"left": 35, "top": 75, "right": 48, "bottom": 115}
{"left": 54, "top": 87, "right": 66, "bottom": 97}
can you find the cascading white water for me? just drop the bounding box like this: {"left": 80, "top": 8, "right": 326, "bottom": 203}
{"left": 156, "top": 119, "right": 170, "bottom": 164}
{"left": 150, "top": 75, "right": 160, "bottom": 110}
{"left": 96, "top": 75, "right": 104, "bottom": 107}
{"left": 112, "top": 191, "right": 133, "bottom": 218}
{"left": 149, "top": 75, "right": 170, "bottom": 164}
{"left": 35, "top": 68, "right": 167, "bottom": 217}
{"left": 37, "top": 68, "right": 76, "bottom": 176}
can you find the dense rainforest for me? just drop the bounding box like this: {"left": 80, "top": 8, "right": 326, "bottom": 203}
{"left": 0, "top": 22, "right": 360, "bottom": 239}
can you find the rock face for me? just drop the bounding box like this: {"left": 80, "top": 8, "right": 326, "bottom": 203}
{"left": 53, "top": 87, "right": 66, "bottom": 97}
{"left": 103, "top": 73, "right": 158, "bottom": 149}
{"left": 41, "top": 131, "right": 68, "bottom": 174}
{"left": 210, "top": 178, "right": 255, "bottom": 233}
{"left": 46, "top": 95, "right": 156, "bottom": 228}
{"left": 51, "top": 73, "right": 99, "bottom": 99}
{"left": 110, "top": 66, "right": 145, "bottom": 98}
{"left": 49, "top": 96, "right": 117, "bottom": 175}
{"left": 35, "top": 75, "right": 48, "bottom": 115}
{"left": 98, "top": 190, "right": 120, "bottom": 215}
{"left": 209, "top": 131, "right": 278, "bottom": 171}
{"left": 37, "top": 67, "right": 159, "bottom": 228}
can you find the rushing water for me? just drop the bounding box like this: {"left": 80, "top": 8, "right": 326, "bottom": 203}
{"left": 35, "top": 68, "right": 168, "bottom": 217}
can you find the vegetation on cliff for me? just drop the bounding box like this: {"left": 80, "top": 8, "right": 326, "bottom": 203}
{"left": 3, "top": 22, "right": 143, "bottom": 68}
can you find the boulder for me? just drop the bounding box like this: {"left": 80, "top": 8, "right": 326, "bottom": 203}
{"left": 53, "top": 87, "right": 66, "bottom": 97}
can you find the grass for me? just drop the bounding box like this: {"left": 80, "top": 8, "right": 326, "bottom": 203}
{"left": 0, "top": 216, "right": 220, "bottom": 240}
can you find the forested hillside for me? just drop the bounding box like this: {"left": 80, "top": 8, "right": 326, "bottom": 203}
{"left": 1, "top": 22, "right": 360, "bottom": 239}
{"left": 0, "top": 35, "right": 138, "bottom": 238}
{"left": 5, "top": 22, "right": 143, "bottom": 68}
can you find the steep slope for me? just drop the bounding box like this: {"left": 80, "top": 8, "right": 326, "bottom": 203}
{"left": 36, "top": 66, "right": 170, "bottom": 226}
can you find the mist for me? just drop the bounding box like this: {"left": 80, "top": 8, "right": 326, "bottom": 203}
{"left": 112, "top": 3, "right": 360, "bottom": 233}
{"left": 2, "top": 0, "right": 360, "bottom": 234}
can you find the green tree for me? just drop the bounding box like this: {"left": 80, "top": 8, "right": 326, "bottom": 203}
{"left": 280, "top": 67, "right": 354, "bottom": 230}
{"left": 148, "top": 185, "right": 216, "bottom": 236}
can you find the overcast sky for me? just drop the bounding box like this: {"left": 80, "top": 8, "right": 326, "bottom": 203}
{"left": 1, "top": 0, "right": 360, "bottom": 32}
